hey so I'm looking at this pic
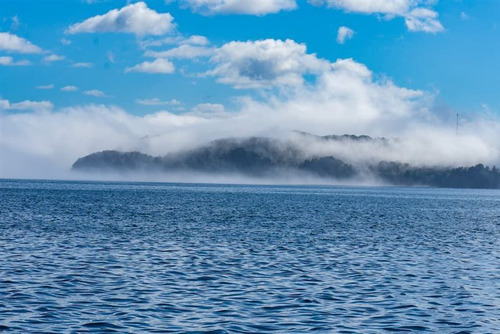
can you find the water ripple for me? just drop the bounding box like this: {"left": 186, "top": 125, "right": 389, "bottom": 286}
{"left": 0, "top": 180, "right": 499, "bottom": 332}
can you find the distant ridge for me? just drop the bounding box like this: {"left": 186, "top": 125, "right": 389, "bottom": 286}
{"left": 72, "top": 135, "right": 500, "bottom": 189}
{"left": 293, "top": 131, "right": 386, "bottom": 142}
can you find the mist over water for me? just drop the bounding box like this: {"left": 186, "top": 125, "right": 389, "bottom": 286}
{"left": 2, "top": 111, "right": 500, "bottom": 184}
{"left": 68, "top": 169, "right": 383, "bottom": 187}
{"left": 65, "top": 133, "right": 499, "bottom": 189}
{"left": 2, "top": 58, "right": 500, "bottom": 181}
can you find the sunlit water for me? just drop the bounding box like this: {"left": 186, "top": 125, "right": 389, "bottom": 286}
{"left": 0, "top": 179, "right": 499, "bottom": 333}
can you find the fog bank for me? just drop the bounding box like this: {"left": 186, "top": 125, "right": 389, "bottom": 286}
{"left": 1, "top": 58, "right": 499, "bottom": 180}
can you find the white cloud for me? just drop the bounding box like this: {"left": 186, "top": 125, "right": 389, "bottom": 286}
{"left": 135, "top": 98, "right": 181, "bottom": 106}
{"left": 125, "top": 58, "right": 175, "bottom": 74}
{"left": 146, "top": 44, "right": 214, "bottom": 59}
{"left": 66, "top": 2, "right": 175, "bottom": 36}
{"left": 336, "top": 26, "right": 354, "bottom": 44}
{"left": 181, "top": 35, "right": 210, "bottom": 46}
{"left": 236, "top": 58, "right": 429, "bottom": 133}
{"left": 182, "top": 0, "right": 297, "bottom": 15}
{"left": 72, "top": 62, "right": 93, "bottom": 68}
{"left": 43, "top": 54, "right": 65, "bottom": 63}
{"left": 37, "top": 84, "right": 54, "bottom": 90}
{"left": 61, "top": 38, "right": 72, "bottom": 45}
{"left": 83, "top": 89, "right": 107, "bottom": 97}
{"left": 141, "top": 34, "right": 210, "bottom": 48}
{"left": 310, "top": 0, "right": 410, "bottom": 15}
{"left": 0, "top": 32, "right": 43, "bottom": 53}
{"left": 61, "top": 85, "right": 79, "bottom": 92}
{"left": 0, "top": 56, "right": 31, "bottom": 66}
{"left": 189, "top": 103, "right": 226, "bottom": 118}
{"left": 310, "top": 0, "right": 444, "bottom": 33}
{"left": 0, "top": 98, "right": 53, "bottom": 113}
{"left": 404, "top": 8, "right": 444, "bottom": 33}
{"left": 142, "top": 34, "right": 212, "bottom": 58}
{"left": 206, "top": 39, "right": 329, "bottom": 88}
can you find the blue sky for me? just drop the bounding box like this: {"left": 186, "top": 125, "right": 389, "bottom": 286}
{"left": 1, "top": 0, "right": 499, "bottom": 114}
{"left": 1, "top": 0, "right": 500, "bottom": 179}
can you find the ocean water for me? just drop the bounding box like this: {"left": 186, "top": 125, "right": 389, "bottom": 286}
{"left": 0, "top": 179, "right": 499, "bottom": 333}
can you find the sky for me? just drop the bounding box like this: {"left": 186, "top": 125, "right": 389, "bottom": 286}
{"left": 1, "top": 0, "right": 500, "bottom": 179}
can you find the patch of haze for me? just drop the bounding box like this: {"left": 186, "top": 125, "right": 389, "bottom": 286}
{"left": 287, "top": 124, "right": 500, "bottom": 168}
{"left": 68, "top": 169, "right": 384, "bottom": 187}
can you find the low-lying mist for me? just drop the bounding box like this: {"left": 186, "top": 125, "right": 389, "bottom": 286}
{"left": 1, "top": 59, "right": 499, "bottom": 185}
{"left": 69, "top": 135, "right": 500, "bottom": 189}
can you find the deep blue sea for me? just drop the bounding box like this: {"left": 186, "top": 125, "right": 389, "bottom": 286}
{"left": 0, "top": 179, "right": 499, "bottom": 333}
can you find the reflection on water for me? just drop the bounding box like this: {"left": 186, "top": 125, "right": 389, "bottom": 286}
{"left": 1, "top": 180, "right": 499, "bottom": 332}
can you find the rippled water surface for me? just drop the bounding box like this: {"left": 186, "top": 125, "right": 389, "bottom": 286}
{"left": 0, "top": 179, "right": 499, "bottom": 333}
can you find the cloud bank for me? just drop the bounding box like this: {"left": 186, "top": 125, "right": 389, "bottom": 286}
{"left": 1, "top": 34, "right": 498, "bottom": 180}
{"left": 2, "top": 42, "right": 499, "bottom": 179}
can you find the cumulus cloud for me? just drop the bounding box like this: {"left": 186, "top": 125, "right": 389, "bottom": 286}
{"left": 206, "top": 39, "right": 329, "bottom": 88}
{"left": 0, "top": 32, "right": 43, "bottom": 53}
{"left": 135, "top": 98, "right": 181, "bottom": 106}
{"left": 182, "top": 0, "right": 297, "bottom": 15}
{"left": 66, "top": 2, "right": 175, "bottom": 36}
{"left": 125, "top": 58, "right": 175, "bottom": 74}
{"left": 0, "top": 98, "right": 53, "bottom": 113}
{"left": 83, "top": 89, "right": 108, "bottom": 97}
{"left": 310, "top": 0, "right": 444, "bottom": 33}
{"left": 61, "top": 85, "right": 79, "bottom": 92}
{"left": 224, "top": 57, "right": 431, "bottom": 136}
{"left": 405, "top": 8, "right": 444, "bottom": 33}
{"left": 336, "top": 26, "right": 354, "bottom": 44}
{"left": 0, "top": 56, "right": 31, "bottom": 66}
{"left": 37, "top": 84, "right": 54, "bottom": 90}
